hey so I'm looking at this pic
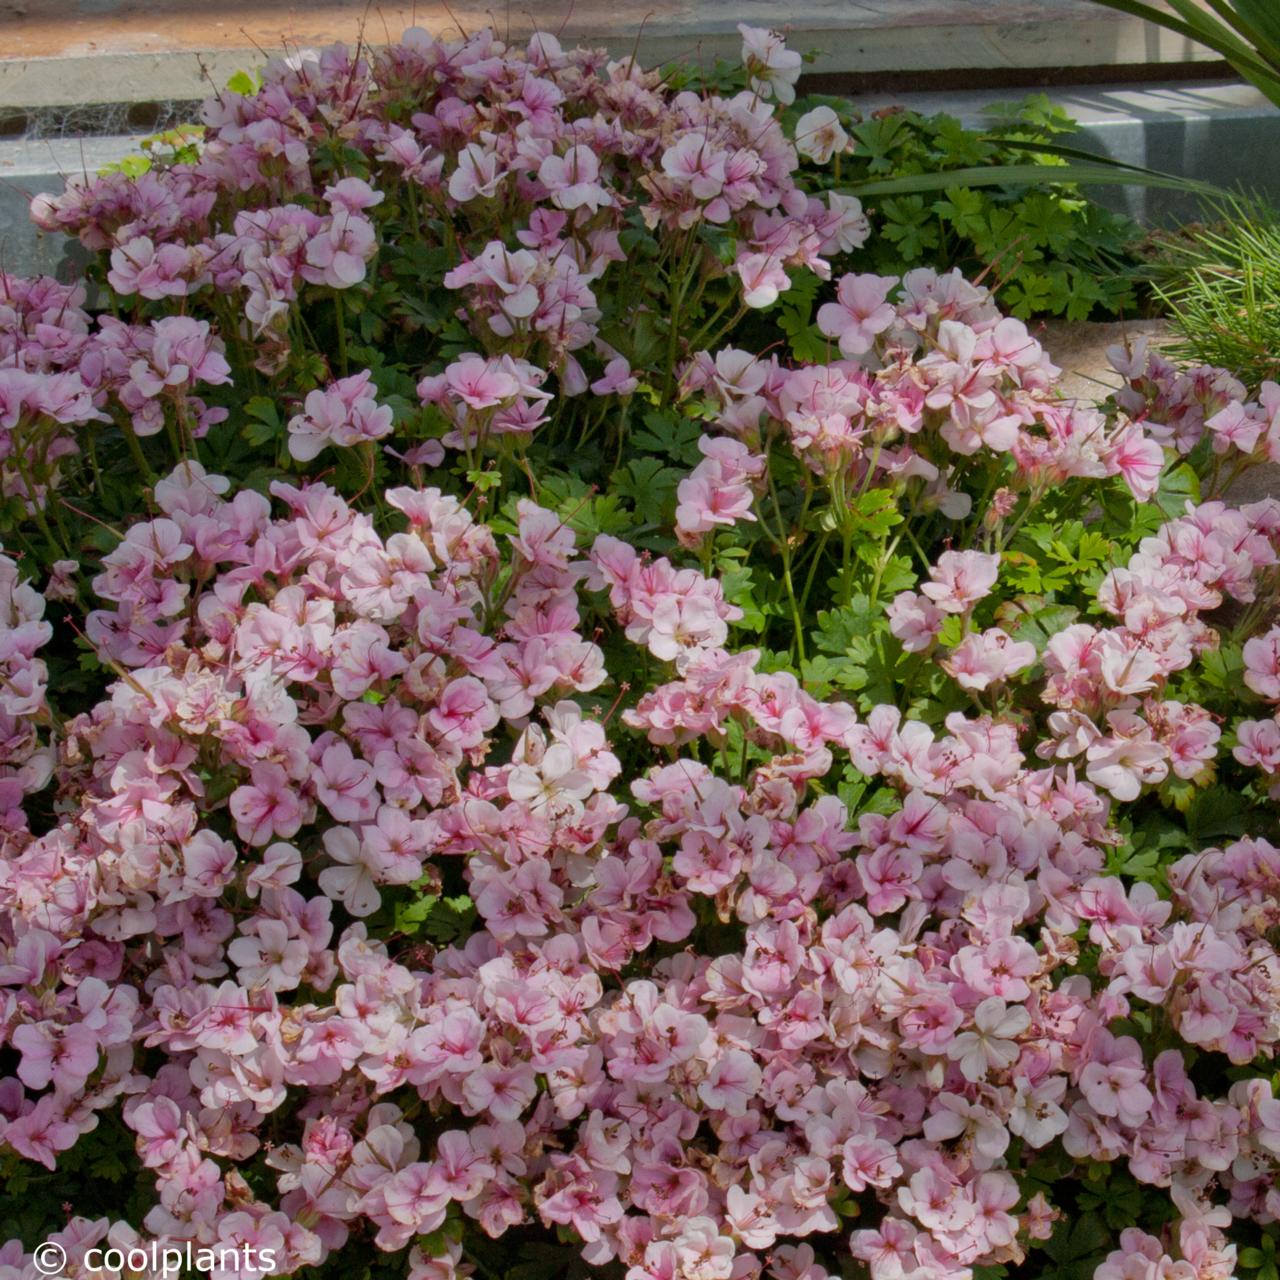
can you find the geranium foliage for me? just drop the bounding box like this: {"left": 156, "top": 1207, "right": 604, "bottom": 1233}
{"left": 2, "top": 21, "right": 1280, "bottom": 1280}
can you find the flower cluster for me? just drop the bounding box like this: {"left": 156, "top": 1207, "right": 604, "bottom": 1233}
{"left": 683, "top": 269, "right": 1166, "bottom": 526}
{"left": 1237, "top": 622, "right": 1280, "bottom": 795}
{"left": 288, "top": 370, "right": 393, "bottom": 462}
{"left": 1, "top": 450, "right": 1278, "bottom": 1280}
{"left": 1109, "top": 337, "right": 1280, "bottom": 496}
{"left": 28, "top": 23, "right": 860, "bottom": 404}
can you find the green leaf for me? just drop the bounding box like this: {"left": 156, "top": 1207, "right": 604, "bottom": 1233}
{"left": 1052, "top": 267, "right": 1108, "bottom": 322}
{"left": 242, "top": 396, "right": 282, "bottom": 448}
{"left": 984, "top": 93, "right": 1080, "bottom": 136}
{"left": 426, "top": 895, "right": 477, "bottom": 944}
{"left": 393, "top": 892, "right": 477, "bottom": 943}
{"left": 632, "top": 410, "right": 703, "bottom": 464}
{"left": 875, "top": 554, "right": 917, "bottom": 597}
{"left": 853, "top": 783, "right": 903, "bottom": 818}
{"left": 393, "top": 893, "right": 438, "bottom": 936}
{"left": 1105, "top": 841, "right": 1163, "bottom": 882}
{"left": 775, "top": 275, "right": 829, "bottom": 361}
{"left": 1154, "top": 462, "right": 1200, "bottom": 517}
{"left": 499, "top": 1242, "right": 599, "bottom": 1280}
{"left": 612, "top": 456, "right": 682, "bottom": 523}
{"left": 1016, "top": 191, "right": 1080, "bottom": 251}
{"left": 880, "top": 196, "right": 941, "bottom": 259}
{"left": 802, "top": 653, "right": 865, "bottom": 695}
{"left": 776, "top": 267, "right": 821, "bottom": 312}
{"left": 1086, "top": 0, "right": 1280, "bottom": 103}
{"left": 847, "top": 161, "right": 1224, "bottom": 200}
{"left": 850, "top": 114, "right": 914, "bottom": 173}
{"left": 968, "top": 204, "right": 1021, "bottom": 258}
{"left": 1004, "top": 271, "right": 1053, "bottom": 318}
{"left": 1043, "top": 1211, "right": 1110, "bottom": 1265}
{"left": 1200, "top": 642, "right": 1246, "bottom": 693}
{"left": 1004, "top": 600, "right": 1080, "bottom": 654}
{"left": 719, "top": 562, "right": 767, "bottom": 632}
{"left": 1187, "top": 784, "right": 1250, "bottom": 844}
{"left": 814, "top": 596, "right": 878, "bottom": 655}
{"left": 89, "top": 1149, "right": 128, "bottom": 1182}
{"left": 851, "top": 488, "right": 904, "bottom": 538}
{"left": 1235, "top": 0, "right": 1280, "bottom": 52}
{"left": 98, "top": 152, "right": 153, "bottom": 178}
{"left": 932, "top": 186, "right": 989, "bottom": 239}
{"left": 927, "top": 113, "right": 997, "bottom": 166}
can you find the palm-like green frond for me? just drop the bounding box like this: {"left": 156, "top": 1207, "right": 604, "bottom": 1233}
{"left": 1088, "top": 0, "right": 1280, "bottom": 107}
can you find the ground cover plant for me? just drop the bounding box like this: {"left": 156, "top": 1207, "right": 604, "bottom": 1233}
{"left": 802, "top": 94, "right": 1145, "bottom": 322}
{"left": 3, "top": 22, "right": 1280, "bottom": 1280}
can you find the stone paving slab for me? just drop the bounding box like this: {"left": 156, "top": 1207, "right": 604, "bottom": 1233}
{"left": 0, "top": 0, "right": 1217, "bottom": 110}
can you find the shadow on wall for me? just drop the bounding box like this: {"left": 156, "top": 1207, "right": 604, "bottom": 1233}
{"left": 1067, "top": 86, "right": 1280, "bottom": 223}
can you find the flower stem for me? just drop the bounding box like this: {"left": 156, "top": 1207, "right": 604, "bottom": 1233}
{"left": 10, "top": 441, "right": 66, "bottom": 562}
{"left": 765, "top": 457, "right": 807, "bottom": 667}
{"left": 334, "top": 290, "right": 350, "bottom": 378}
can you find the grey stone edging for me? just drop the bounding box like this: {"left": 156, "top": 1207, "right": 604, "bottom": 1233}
{"left": 0, "top": 1, "right": 1220, "bottom": 113}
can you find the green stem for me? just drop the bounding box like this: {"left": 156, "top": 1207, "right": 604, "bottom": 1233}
{"left": 407, "top": 183, "right": 423, "bottom": 241}
{"left": 294, "top": 300, "right": 322, "bottom": 353}
{"left": 686, "top": 293, "right": 738, "bottom": 353}
{"left": 696, "top": 303, "right": 751, "bottom": 357}
{"left": 967, "top": 466, "right": 1005, "bottom": 549}
{"left": 10, "top": 443, "right": 65, "bottom": 561}
{"left": 856, "top": 438, "right": 885, "bottom": 500}
{"left": 836, "top": 472, "right": 855, "bottom": 608}
{"left": 85, "top": 430, "right": 105, "bottom": 502}
{"left": 47, "top": 484, "right": 73, "bottom": 552}
{"left": 898, "top": 494, "right": 933, "bottom": 568}
{"left": 334, "top": 290, "right": 350, "bottom": 378}
{"left": 661, "top": 233, "right": 699, "bottom": 403}
{"left": 612, "top": 401, "right": 631, "bottom": 473}
{"left": 994, "top": 485, "right": 1045, "bottom": 555}
{"left": 765, "top": 458, "right": 807, "bottom": 667}
{"left": 1207, "top": 451, "right": 1224, "bottom": 499}
{"left": 896, "top": 651, "right": 926, "bottom": 710}
{"left": 163, "top": 412, "right": 184, "bottom": 465}
{"left": 122, "top": 421, "right": 158, "bottom": 487}
{"left": 34, "top": 421, "right": 75, "bottom": 550}
{"left": 798, "top": 529, "right": 832, "bottom": 617}
{"left": 869, "top": 532, "right": 903, "bottom": 606}
{"left": 781, "top": 548, "right": 806, "bottom": 668}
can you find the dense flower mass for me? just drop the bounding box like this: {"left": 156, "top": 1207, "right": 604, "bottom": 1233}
{"left": 2, "top": 19, "right": 1280, "bottom": 1280}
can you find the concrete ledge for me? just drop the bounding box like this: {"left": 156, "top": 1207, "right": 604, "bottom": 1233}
{"left": 0, "top": 0, "right": 1220, "bottom": 111}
